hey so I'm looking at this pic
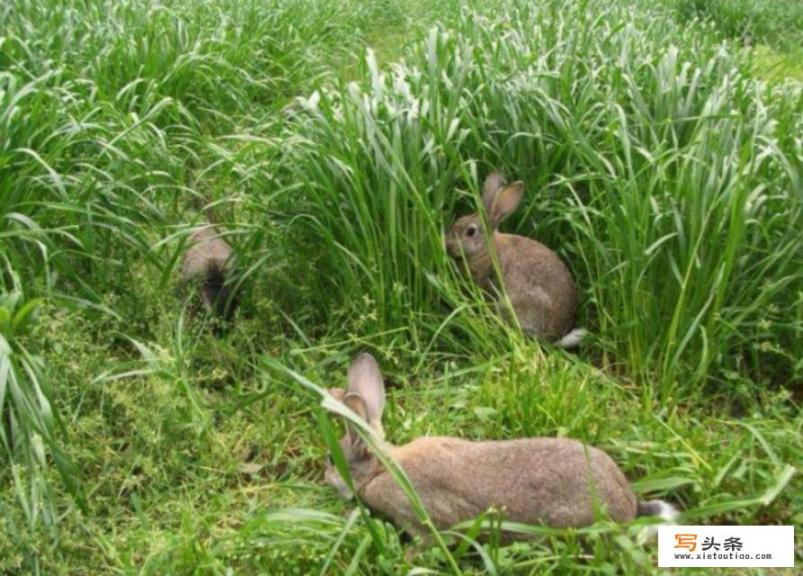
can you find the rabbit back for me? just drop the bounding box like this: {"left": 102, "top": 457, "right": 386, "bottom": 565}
{"left": 362, "top": 437, "right": 637, "bottom": 535}
{"left": 180, "top": 225, "right": 232, "bottom": 280}
{"left": 495, "top": 233, "right": 577, "bottom": 340}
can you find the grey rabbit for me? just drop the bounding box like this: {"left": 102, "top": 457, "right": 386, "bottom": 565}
{"left": 180, "top": 223, "right": 237, "bottom": 318}
{"left": 446, "top": 172, "right": 585, "bottom": 347}
{"left": 325, "top": 353, "right": 677, "bottom": 544}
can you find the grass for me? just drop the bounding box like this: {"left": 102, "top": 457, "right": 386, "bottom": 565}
{"left": 279, "top": 0, "right": 802, "bottom": 397}
{"left": 0, "top": 0, "right": 801, "bottom": 574}
{"left": 670, "top": 0, "right": 803, "bottom": 49}
{"left": 662, "top": 0, "right": 803, "bottom": 83}
{"left": 751, "top": 45, "right": 803, "bottom": 83}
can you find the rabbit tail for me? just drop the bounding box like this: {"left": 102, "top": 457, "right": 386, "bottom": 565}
{"left": 202, "top": 267, "right": 237, "bottom": 319}
{"left": 557, "top": 328, "right": 587, "bottom": 348}
{"left": 636, "top": 500, "right": 679, "bottom": 541}
{"left": 637, "top": 500, "right": 678, "bottom": 522}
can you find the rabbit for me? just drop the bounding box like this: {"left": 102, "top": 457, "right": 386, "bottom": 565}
{"left": 325, "top": 353, "right": 677, "bottom": 544}
{"left": 180, "top": 223, "right": 238, "bottom": 318}
{"left": 445, "top": 172, "right": 585, "bottom": 347}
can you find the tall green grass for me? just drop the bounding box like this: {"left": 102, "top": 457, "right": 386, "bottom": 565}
{"left": 276, "top": 0, "right": 802, "bottom": 398}
{"left": 0, "top": 270, "right": 78, "bottom": 534}
{"left": 1, "top": 0, "right": 393, "bottom": 296}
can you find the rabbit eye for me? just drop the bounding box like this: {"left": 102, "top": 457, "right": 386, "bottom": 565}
{"left": 326, "top": 454, "right": 334, "bottom": 466}
{"left": 466, "top": 225, "right": 478, "bottom": 238}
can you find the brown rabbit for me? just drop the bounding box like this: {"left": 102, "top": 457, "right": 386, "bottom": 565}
{"left": 325, "top": 354, "right": 676, "bottom": 544}
{"left": 446, "top": 172, "right": 585, "bottom": 347}
{"left": 180, "top": 224, "right": 237, "bottom": 318}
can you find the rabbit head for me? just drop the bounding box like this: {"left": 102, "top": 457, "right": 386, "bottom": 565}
{"left": 445, "top": 172, "right": 524, "bottom": 260}
{"left": 324, "top": 353, "right": 386, "bottom": 500}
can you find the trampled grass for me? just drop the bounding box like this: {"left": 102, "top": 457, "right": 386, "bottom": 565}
{"left": 0, "top": 0, "right": 801, "bottom": 574}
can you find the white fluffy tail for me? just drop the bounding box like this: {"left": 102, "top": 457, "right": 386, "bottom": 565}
{"left": 557, "top": 327, "right": 587, "bottom": 349}
{"left": 636, "top": 500, "right": 679, "bottom": 542}
{"left": 638, "top": 500, "right": 678, "bottom": 522}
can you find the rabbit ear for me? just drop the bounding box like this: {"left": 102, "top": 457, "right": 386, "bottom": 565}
{"left": 343, "top": 393, "right": 370, "bottom": 456}
{"left": 490, "top": 181, "right": 524, "bottom": 227}
{"left": 343, "top": 393, "right": 369, "bottom": 421}
{"left": 482, "top": 172, "right": 506, "bottom": 213}
{"left": 347, "top": 353, "right": 385, "bottom": 425}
